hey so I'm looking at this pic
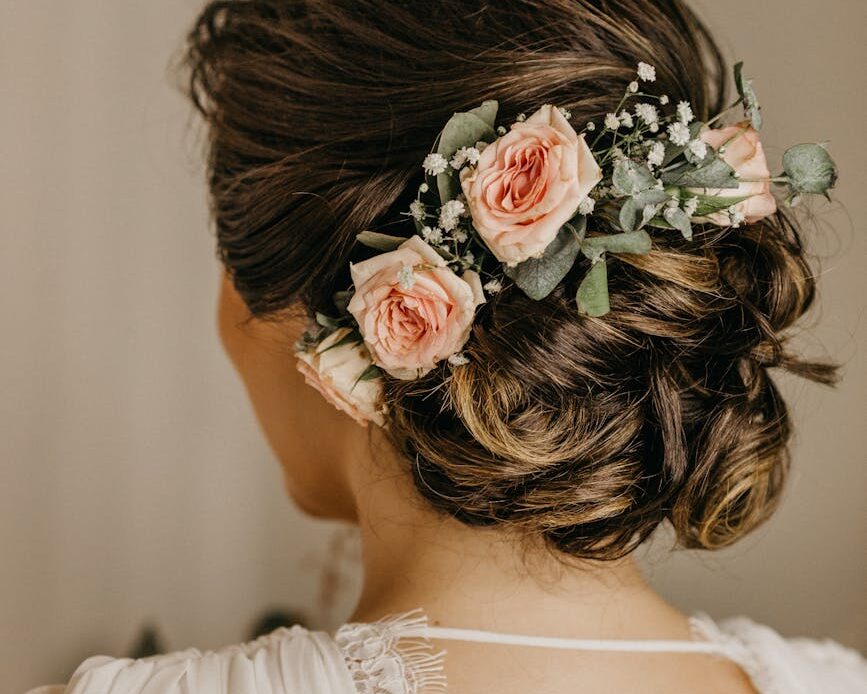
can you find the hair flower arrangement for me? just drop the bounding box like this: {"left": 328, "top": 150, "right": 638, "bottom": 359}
{"left": 294, "top": 61, "right": 838, "bottom": 426}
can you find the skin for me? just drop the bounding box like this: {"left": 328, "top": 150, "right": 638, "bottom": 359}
{"left": 217, "top": 268, "right": 759, "bottom": 694}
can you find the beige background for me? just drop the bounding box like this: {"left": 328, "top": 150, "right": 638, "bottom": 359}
{"left": 1, "top": 1, "right": 864, "bottom": 691}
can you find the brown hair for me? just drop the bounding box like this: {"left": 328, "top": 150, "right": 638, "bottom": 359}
{"left": 183, "top": 0, "right": 837, "bottom": 560}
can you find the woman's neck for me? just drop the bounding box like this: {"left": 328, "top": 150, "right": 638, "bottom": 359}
{"left": 345, "top": 439, "right": 693, "bottom": 640}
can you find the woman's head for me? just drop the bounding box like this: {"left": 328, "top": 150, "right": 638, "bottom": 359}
{"left": 185, "top": 0, "right": 835, "bottom": 560}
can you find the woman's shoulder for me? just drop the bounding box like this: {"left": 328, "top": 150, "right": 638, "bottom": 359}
{"left": 24, "top": 609, "right": 866, "bottom": 694}
{"left": 24, "top": 623, "right": 359, "bottom": 694}
{"left": 691, "top": 611, "right": 867, "bottom": 693}
{"left": 23, "top": 609, "right": 444, "bottom": 694}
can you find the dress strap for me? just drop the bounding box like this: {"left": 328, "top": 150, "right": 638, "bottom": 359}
{"left": 397, "top": 624, "right": 729, "bottom": 654}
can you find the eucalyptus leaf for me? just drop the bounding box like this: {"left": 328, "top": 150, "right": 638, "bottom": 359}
{"left": 435, "top": 105, "right": 498, "bottom": 203}
{"left": 436, "top": 172, "right": 459, "bottom": 206}
{"left": 663, "top": 206, "right": 693, "bottom": 240}
{"left": 782, "top": 143, "right": 838, "bottom": 195}
{"left": 503, "top": 218, "right": 585, "bottom": 300}
{"left": 734, "top": 62, "right": 762, "bottom": 131}
{"left": 612, "top": 159, "right": 658, "bottom": 196}
{"left": 661, "top": 156, "right": 739, "bottom": 189}
{"left": 467, "top": 100, "right": 499, "bottom": 130}
{"left": 619, "top": 189, "right": 670, "bottom": 232}
{"left": 356, "top": 230, "right": 408, "bottom": 252}
{"left": 576, "top": 259, "right": 610, "bottom": 317}
{"left": 581, "top": 230, "right": 652, "bottom": 259}
{"left": 689, "top": 192, "right": 752, "bottom": 217}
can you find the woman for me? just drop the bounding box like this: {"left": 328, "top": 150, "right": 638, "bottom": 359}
{"left": 28, "top": 1, "right": 866, "bottom": 692}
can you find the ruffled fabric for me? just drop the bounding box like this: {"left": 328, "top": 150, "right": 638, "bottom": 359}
{"left": 50, "top": 625, "right": 357, "bottom": 694}
{"left": 690, "top": 612, "right": 867, "bottom": 694}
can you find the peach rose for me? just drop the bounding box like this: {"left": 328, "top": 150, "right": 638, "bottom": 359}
{"left": 295, "top": 327, "right": 385, "bottom": 427}
{"left": 346, "top": 236, "right": 485, "bottom": 380}
{"left": 459, "top": 104, "right": 602, "bottom": 266}
{"left": 696, "top": 121, "right": 777, "bottom": 224}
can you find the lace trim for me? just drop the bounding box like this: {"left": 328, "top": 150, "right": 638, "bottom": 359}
{"left": 335, "top": 608, "right": 448, "bottom": 694}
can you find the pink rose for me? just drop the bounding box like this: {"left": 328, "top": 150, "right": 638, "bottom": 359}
{"left": 347, "top": 236, "right": 485, "bottom": 380}
{"left": 295, "top": 327, "right": 386, "bottom": 427}
{"left": 697, "top": 121, "right": 777, "bottom": 224}
{"left": 459, "top": 104, "right": 602, "bottom": 266}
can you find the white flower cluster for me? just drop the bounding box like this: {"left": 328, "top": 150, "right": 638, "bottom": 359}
{"left": 578, "top": 196, "right": 596, "bottom": 215}
{"left": 634, "top": 103, "right": 659, "bottom": 132}
{"left": 677, "top": 101, "right": 694, "bottom": 125}
{"left": 421, "top": 225, "right": 443, "bottom": 245}
{"left": 683, "top": 196, "right": 699, "bottom": 217}
{"left": 422, "top": 153, "right": 448, "bottom": 176}
{"left": 483, "top": 278, "right": 502, "bottom": 294}
{"left": 668, "top": 121, "right": 691, "bottom": 146}
{"left": 646, "top": 141, "right": 665, "bottom": 169}
{"left": 447, "top": 352, "right": 470, "bottom": 366}
{"left": 409, "top": 199, "right": 426, "bottom": 222}
{"left": 728, "top": 206, "right": 746, "bottom": 228}
{"left": 397, "top": 264, "right": 416, "bottom": 290}
{"left": 450, "top": 146, "right": 481, "bottom": 170}
{"left": 439, "top": 199, "right": 465, "bottom": 231}
{"left": 688, "top": 138, "right": 708, "bottom": 159}
{"left": 637, "top": 62, "right": 657, "bottom": 82}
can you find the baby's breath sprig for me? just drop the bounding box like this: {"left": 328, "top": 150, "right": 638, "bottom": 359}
{"left": 359, "top": 60, "right": 837, "bottom": 321}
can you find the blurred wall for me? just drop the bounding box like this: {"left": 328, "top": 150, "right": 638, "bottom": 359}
{"left": 0, "top": 1, "right": 864, "bottom": 691}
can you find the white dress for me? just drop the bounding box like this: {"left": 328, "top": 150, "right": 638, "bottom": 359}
{"left": 25, "top": 608, "right": 867, "bottom": 694}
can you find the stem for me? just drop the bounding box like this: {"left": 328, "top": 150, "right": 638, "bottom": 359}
{"left": 591, "top": 89, "right": 631, "bottom": 148}
{"left": 706, "top": 97, "right": 744, "bottom": 127}
{"left": 738, "top": 176, "right": 790, "bottom": 184}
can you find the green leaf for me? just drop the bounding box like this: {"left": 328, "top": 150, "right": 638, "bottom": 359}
{"left": 688, "top": 192, "right": 752, "bottom": 217}
{"left": 645, "top": 216, "right": 676, "bottom": 230}
{"left": 435, "top": 103, "right": 499, "bottom": 203}
{"left": 318, "top": 330, "right": 361, "bottom": 353}
{"left": 663, "top": 206, "right": 693, "bottom": 240}
{"left": 503, "top": 218, "right": 585, "bottom": 300}
{"left": 619, "top": 189, "right": 670, "bottom": 232}
{"left": 315, "top": 312, "right": 340, "bottom": 330}
{"left": 581, "top": 230, "right": 652, "bottom": 259}
{"left": 612, "top": 159, "right": 658, "bottom": 196}
{"left": 467, "top": 100, "right": 499, "bottom": 130}
{"left": 734, "top": 61, "right": 762, "bottom": 131}
{"left": 356, "top": 363, "right": 382, "bottom": 381}
{"left": 356, "top": 230, "right": 407, "bottom": 252}
{"left": 782, "top": 143, "right": 838, "bottom": 195}
{"left": 576, "top": 259, "right": 610, "bottom": 317}
{"left": 351, "top": 363, "right": 383, "bottom": 392}
{"left": 661, "top": 156, "right": 739, "bottom": 189}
